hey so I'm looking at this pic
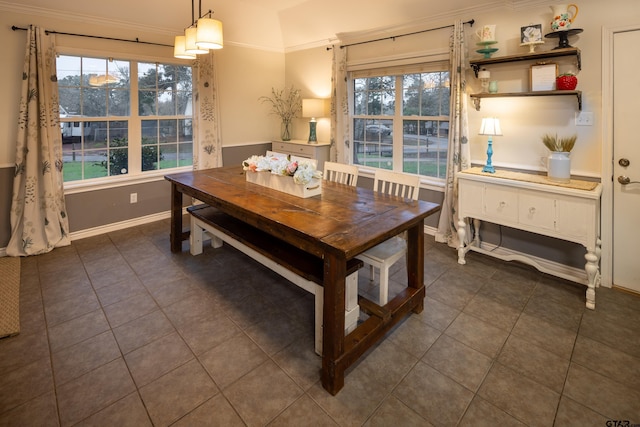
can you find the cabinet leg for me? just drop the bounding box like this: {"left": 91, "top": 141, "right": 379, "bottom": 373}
{"left": 473, "top": 218, "right": 481, "bottom": 247}
{"left": 584, "top": 250, "right": 599, "bottom": 310}
{"left": 457, "top": 219, "right": 467, "bottom": 265}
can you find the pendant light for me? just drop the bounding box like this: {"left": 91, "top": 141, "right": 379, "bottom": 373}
{"left": 174, "top": 0, "right": 223, "bottom": 59}
{"left": 196, "top": 13, "right": 223, "bottom": 50}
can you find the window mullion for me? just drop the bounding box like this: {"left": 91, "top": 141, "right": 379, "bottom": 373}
{"left": 128, "top": 62, "right": 142, "bottom": 175}
{"left": 392, "top": 75, "right": 403, "bottom": 171}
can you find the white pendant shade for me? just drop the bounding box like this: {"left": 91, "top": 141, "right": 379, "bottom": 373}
{"left": 185, "top": 27, "right": 208, "bottom": 55}
{"left": 196, "top": 17, "right": 223, "bottom": 49}
{"left": 174, "top": 35, "right": 196, "bottom": 59}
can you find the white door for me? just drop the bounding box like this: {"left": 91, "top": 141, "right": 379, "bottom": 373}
{"left": 613, "top": 29, "right": 640, "bottom": 292}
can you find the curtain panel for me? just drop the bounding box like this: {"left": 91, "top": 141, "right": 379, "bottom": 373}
{"left": 435, "top": 20, "right": 471, "bottom": 247}
{"left": 192, "top": 51, "right": 223, "bottom": 170}
{"left": 330, "top": 45, "right": 351, "bottom": 164}
{"left": 8, "top": 26, "right": 70, "bottom": 256}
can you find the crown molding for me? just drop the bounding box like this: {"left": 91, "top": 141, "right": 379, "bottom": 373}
{"left": 1, "top": 1, "right": 179, "bottom": 38}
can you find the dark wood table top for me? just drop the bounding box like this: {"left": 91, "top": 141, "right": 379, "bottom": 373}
{"left": 165, "top": 165, "right": 440, "bottom": 260}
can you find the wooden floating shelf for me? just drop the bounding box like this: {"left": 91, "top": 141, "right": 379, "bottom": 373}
{"left": 470, "top": 90, "right": 582, "bottom": 110}
{"left": 469, "top": 47, "right": 581, "bottom": 76}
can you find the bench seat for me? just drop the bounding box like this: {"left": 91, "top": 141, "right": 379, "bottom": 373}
{"left": 187, "top": 204, "right": 362, "bottom": 355}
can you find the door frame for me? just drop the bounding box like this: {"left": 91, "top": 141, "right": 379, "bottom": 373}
{"left": 601, "top": 24, "right": 640, "bottom": 288}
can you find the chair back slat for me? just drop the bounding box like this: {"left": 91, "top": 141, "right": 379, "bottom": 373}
{"left": 373, "top": 169, "right": 420, "bottom": 201}
{"left": 323, "top": 161, "right": 359, "bottom": 187}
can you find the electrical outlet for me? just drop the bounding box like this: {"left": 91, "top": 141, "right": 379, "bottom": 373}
{"left": 130, "top": 193, "right": 137, "bottom": 204}
{"left": 575, "top": 111, "right": 594, "bottom": 126}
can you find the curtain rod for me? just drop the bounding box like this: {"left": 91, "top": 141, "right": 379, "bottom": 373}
{"left": 11, "top": 26, "right": 173, "bottom": 48}
{"left": 338, "top": 19, "right": 475, "bottom": 49}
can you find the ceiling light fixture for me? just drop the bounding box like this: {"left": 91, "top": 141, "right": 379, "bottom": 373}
{"left": 174, "top": 0, "right": 223, "bottom": 59}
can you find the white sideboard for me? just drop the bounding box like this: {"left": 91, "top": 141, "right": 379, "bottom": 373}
{"left": 456, "top": 167, "right": 602, "bottom": 309}
{"left": 272, "top": 140, "right": 331, "bottom": 171}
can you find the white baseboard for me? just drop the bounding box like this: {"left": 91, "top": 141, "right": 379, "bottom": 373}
{"left": 69, "top": 209, "right": 190, "bottom": 241}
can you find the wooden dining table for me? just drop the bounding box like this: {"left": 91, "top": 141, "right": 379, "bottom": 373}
{"left": 165, "top": 165, "right": 441, "bottom": 394}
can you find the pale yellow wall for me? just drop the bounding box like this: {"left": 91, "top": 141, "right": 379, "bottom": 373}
{"left": 285, "top": 47, "right": 333, "bottom": 143}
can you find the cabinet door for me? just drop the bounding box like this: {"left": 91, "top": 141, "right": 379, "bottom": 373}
{"left": 458, "top": 179, "right": 484, "bottom": 218}
{"left": 518, "top": 190, "right": 555, "bottom": 230}
{"left": 555, "top": 196, "right": 591, "bottom": 244}
{"left": 483, "top": 184, "right": 518, "bottom": 222}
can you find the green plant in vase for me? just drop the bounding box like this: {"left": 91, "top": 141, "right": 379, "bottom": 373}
{"left": 259, "top": 86, "right": 301, "bottom": 141}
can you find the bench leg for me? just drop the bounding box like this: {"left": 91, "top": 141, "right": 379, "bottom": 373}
{"left": 190, "top": 216, "right": 204, "bottom": 255}
{"left": 345, "top": 271, "right": 359, "bottom": 334}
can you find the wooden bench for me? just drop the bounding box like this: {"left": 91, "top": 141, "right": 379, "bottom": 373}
{"left": 187, "top": 204, "right": 362, "bottom": 355}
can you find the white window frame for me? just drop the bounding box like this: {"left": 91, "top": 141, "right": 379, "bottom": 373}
{"left": 350, "top": 61, "right": 450, "bottom": 186}
{"left": 56, "top": 47, "right": 194, "bottom": 194}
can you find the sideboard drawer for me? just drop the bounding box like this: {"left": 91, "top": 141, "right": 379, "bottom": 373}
{"left": 273, "top": 142, "right": 315, "bottom": 158}
{"left": 518, "top": 190, "right": 555, "bottom": 230}
{"left": 483, "top": 184, "right": 518, "bottom": 222}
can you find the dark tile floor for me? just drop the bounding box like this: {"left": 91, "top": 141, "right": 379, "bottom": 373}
{"left": 1, "top": 217, "right": 639, "bottom": 426}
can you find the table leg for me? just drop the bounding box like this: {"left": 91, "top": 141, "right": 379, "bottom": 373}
{"left": 406, "top": 220, "right": 425, "bottom": 313}
{"left": 170, "top": 183, "right": 183, "bottom": 253}
{"left": 321, "top": 250, "right": 347, "bottom": 395}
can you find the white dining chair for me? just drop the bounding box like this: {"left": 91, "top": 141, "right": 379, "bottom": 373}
{"left": 357, "top": 169, "right": 421, "bottom": 305}
{"left": 323, "top": 161, "right": 359, "bottom": 187}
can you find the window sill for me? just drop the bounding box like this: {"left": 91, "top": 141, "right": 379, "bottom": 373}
{"left": 64, "top": 166, "right": 192, "bottom": 195}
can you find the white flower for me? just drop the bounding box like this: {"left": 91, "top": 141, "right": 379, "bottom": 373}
{"left": 242, "top": 155, "right": 322, "bottom": 185}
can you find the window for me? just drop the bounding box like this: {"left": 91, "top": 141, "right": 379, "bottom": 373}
{"left": 57, "top": 55, "right": 193, "bottom": 183}
{"left": 352, "top": 64, "right": 450, "bottom": 180}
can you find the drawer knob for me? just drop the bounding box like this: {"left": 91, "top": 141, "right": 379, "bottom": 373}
{"left": 499, "top": 201, "right": 506, "bottom": 207}
{"left": 529, "top": 207, "right": 536, "bottom": 214}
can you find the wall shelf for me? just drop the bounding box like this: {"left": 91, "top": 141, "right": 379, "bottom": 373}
{"left": 469, "top": 47, "right": 581, "bottom": 77}
{"left": 470, "top": 90, "right": 582, "bottom": 111}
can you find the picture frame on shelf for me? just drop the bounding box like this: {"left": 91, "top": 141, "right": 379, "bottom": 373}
{"left": 530, "top": 62, "right": 558, "bottom": 91}
{"left": 521, "top": 24, "right": 543, "bottom": 43}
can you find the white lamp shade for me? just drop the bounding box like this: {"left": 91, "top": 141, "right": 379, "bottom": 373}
{"left": 479, "top": 117, "right": 503, "bottom": 136}
{"left": 196, "top": 18, "right": 223, "bottom": 49}
{"left": 302, "top": 99, "right": 326, "bottom": 118}
{"left": 478, "top": 69, "right": 491, "bottom": 79}
{"left": 185, "top": 27, "right": 208, "bottom": 54}
{"left": 174, "top": 35, "right": 196, "bottom": 59}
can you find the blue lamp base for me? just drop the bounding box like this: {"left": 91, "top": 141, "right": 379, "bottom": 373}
{"left": 482, "top": 136, "right": 496, "bottom": 173}
{"left": 307, "top": 119, "right": 318, "bottom": 144}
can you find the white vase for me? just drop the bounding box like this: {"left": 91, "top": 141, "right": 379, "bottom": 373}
{"left": 547, "top": 151, "right": 571, "bottom": 182}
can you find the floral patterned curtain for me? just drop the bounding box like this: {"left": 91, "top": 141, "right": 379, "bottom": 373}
{"left": 330, "top": 45, "right": 351, "bottom": 164}
{"left": 192, "top": 51, "right": 222, "bottom": 169}
{"left": 435, "top": 20, "right": 471, "bottom": 247}
{"left": 7, "top": 26, "right": 70, "bottom": 257}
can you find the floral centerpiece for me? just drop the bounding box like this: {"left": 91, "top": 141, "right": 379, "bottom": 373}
{"left": 259, "top": 86, "right": 301, "bottom": 141}
{"left": 242, "top": 154, "right": 323, "bottom": 198}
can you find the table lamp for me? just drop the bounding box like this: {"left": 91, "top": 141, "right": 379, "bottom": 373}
{"left": 302, "top": 99, "right": 325, "bottom": 144}
{"left": 479, "top": 117, "right": 502, "bottom": 173}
